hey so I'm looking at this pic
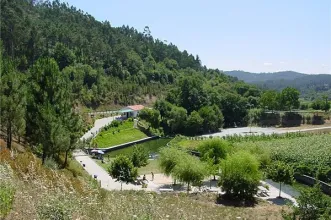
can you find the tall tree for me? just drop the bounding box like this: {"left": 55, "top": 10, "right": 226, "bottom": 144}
{"left": 27, "top": 58, "right": 73, "bottom": 164}
{"left": 279, "top": 87, "right": 300, "bottom": 111}
{"left": 0, "top": 58, "right": 26, "bottom": 149}
{"left": 259, "top": 90, "right": 278, "bottom": 111}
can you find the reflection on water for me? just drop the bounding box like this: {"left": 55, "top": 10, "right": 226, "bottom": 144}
{"left": 106, "top": 138, "right": 171, "bottom": 158}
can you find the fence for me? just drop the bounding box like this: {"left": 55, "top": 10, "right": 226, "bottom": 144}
{"left": 294, "top": 174, "right": 331, "bottom": 195}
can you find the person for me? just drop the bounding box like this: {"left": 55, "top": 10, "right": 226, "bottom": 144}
{"left": 143, "top": 174, "right": 146, "bottom": 181}
{"left": 151, "top": 172, "right": 154, "bottom": 181}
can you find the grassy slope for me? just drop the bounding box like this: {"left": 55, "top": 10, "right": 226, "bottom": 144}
{"left": 0, "top": 141, "right": 288, "bottom": 219}
{"left": 94, "top": 120, "right": 147, "bottom": 148}
{"left": 1, "top": 150, "right": 286, "bottom": 219}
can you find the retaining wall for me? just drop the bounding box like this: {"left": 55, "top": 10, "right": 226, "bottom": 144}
{"left": 294, "top": 174, "right": 331, "bottom": 196}
{"left": 87, "top": 136, "right": 159, "bottom": 153}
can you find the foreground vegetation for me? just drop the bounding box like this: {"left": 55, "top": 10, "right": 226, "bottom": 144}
{"left": 0, "top": 147, "right": 287, "bottom": 220}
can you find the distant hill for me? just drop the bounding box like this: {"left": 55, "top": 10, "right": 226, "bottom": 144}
{"left": 225, "top": 71, "right": 305, "bottom": 83}
{"left": 225, "top": 70, "right": 331, "bottom": 99}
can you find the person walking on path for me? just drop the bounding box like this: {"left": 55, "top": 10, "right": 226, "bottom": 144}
{"left": 151, "top": 172, "right": 154, "bottom": 181}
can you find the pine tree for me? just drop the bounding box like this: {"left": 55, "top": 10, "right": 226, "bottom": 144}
{"left": 27, "top": 58, "right": 74, "bottom": 164}
{"left": 0, "top": 57, "right": 26, "bottom": 149}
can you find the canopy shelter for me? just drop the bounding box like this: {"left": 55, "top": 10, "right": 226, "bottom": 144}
{"left": 120, "top": 105, "right": 144, "bottom": 118}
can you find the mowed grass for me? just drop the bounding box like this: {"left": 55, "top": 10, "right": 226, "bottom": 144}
{"left": 177, "top": 139, "right": 202, "bottom": 150}
{"left": 138, "top": 159, "right": 161, "bottom": 175}
{"left": 94, "top": 120, "right": 147, "bottom": 148}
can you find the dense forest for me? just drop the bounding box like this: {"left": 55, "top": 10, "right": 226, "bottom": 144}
{"left": 0, "top": 0, "right": 266, "bottom": 163}
{"left": 226, "top": 70, "right": 331, "bottom": 100}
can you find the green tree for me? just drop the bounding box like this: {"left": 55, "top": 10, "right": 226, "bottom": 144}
{"left": 219, "top": 151, "right": 262, "bottom": 201}
{"left": 287, "top": 185, "right": 331, "bottom": 220}
{"left": 167, "top": 106, "right": 187, "bottom": 134}
{"left": 259, "top": 90, "right": 278, "bottom": 111}
{"left": 138, "top": 108, "right": 160, "bottom": 129}
{"left": 26, "top": 58, "right": 73, "bottom": 164}
{"left": 131, "top": 145, "right": 149, "bottom": 168}
{"left": 108, "top": 155, "right": 138, "bottom": 184}
{"left": 52, "top": 42, "right": 76, "bottom": 70}
{"left": 185, "top": 110, "right": 203, "bottom": 135}
{"left": 158, "top": 147, "right": 187, "bottom": 177}
{"left": 0, "top": 58, "right": 26, "bottom": 149}
{"left": 322, "top": 95, "right": 330, "bottom": 112}
{"left": 266, "top": 161, "right": 294, "bottom": 198}
{"left": 198, "top": 105, "right": 223, "bottom": 133}
{"left": 198, "top": 139, "right": 229, "bottom": 180}
{"left": 173, "top": 154, "right": 207, "bottom": 193}
{"left": 279, "top": 87, "right": 300, "bottom": 111}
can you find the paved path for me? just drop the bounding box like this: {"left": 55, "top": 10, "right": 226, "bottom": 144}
{"left": 74, "top": 150, "right": 149, "bottom": 190}
{"left": 80, "top": 115, "right": 120, "bottom": 141}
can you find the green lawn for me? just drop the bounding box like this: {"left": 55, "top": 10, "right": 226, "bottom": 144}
{"left": 94, "top": 120, "right": 147, "bottom": 148}
{"left": 177, "top": 139, "right": 203, "bottom": 150}
{"left": 138, "top": 159, "right": 161, "bottom": 175}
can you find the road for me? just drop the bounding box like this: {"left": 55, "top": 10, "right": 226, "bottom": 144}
{"left": 202, "top": 126, "right": 331, "bottom": 138}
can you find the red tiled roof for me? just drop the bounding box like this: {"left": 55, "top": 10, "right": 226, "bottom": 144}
{"left": 128, "top": 105, "right": 145, "bottom": 111}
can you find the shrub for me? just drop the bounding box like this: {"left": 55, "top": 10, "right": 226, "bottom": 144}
{"left": 0, "top": 182, "right": 15, "bottom": 218}
{"left": 37, "top": 196, "right": 73, "bottom": 220}
{"left": 281, "top": 112, "right": 302, "bottom": 127}
{"left": 111, "top": 120, "right": 120, "bottom": 127}
{"left": 286, "top": 185, "right": 331, "bottom": 220}
{"left": 44, "top": 157, "right": 59, "bottom": 170}
{"left": 219, "top": 151, "right": 262, "bottom": 201}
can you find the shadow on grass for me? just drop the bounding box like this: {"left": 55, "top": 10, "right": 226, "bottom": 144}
{"left": 216, "top": 194, "right": 258, "bottom": 207}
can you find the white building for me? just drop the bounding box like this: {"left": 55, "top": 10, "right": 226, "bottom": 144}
{"left": 119, "top": 105, "right": 145, "bottom": 118}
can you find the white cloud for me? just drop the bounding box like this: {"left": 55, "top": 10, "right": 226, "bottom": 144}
{"left": 280, "top": 61, "right": 286, "bottom": 64}
{"left": 322, "top": 64, "right": 327, "bottom": 67}
{"left": 263, "top": 62, "right": 273, "bottom": 66}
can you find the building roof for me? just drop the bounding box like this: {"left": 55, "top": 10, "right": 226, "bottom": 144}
{"left": 127, "top": 105, "right": 145, "bottom": 111}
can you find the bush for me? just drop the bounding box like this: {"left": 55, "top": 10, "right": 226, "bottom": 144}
{"left": 312, "top": 115, "right": 324, "bottom": 125}
{"left": 219, "top": 151, "right": 262, "bottom": 201}
{"left": 286, "top": 185, "right": 331, "bottom": 220}
{"left": 111, "top": 120, "right": 120, "bottom": 127}
{"left": 37, "top": 196, "right": 72, "bottom": 220}
{"left": 0, "top": 182, "right": 15, "bottom": 218}
{"left": 281, "top": 112, "right": 302, "bottom": 127}
{"left": 44, "top": 157, "right": 59, "bottom": 170}
{"left": 259, "top": 112, "right": 280, "bottom": 127}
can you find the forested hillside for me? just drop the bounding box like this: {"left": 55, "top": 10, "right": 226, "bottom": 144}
{"left": 0, "top": 0, "right": 265, "bottom": 163}
{"left": 1, "top": 0, "right": 259, "bottom": 110}
{"left": 225, "top": 70, "right": 331, "bottom": 100}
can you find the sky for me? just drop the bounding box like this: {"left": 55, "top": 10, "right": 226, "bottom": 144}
{"left": 65, "top": 0, "right": 331, "bottom": 74}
